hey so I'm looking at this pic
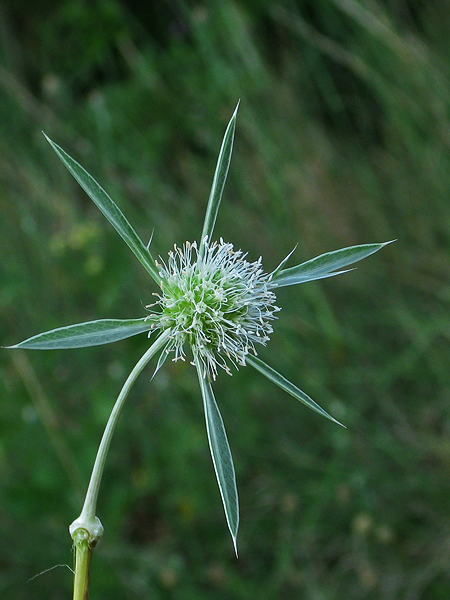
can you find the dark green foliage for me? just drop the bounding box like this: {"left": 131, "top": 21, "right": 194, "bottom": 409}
{"left": 1, "top": 0, "right": 449, "bottom": 598}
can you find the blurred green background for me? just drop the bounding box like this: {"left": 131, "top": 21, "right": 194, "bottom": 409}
{"left": 1, "top": 0, "right": 449, "bottom": 598}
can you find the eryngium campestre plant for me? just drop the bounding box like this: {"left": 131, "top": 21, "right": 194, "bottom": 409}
{"left": 8, "top": 104, "right": 392, "bottom": 554}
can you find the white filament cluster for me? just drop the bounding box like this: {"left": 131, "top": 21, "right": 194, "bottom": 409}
{"left": 146, "top": 239, "right": 280, "bottom": 379}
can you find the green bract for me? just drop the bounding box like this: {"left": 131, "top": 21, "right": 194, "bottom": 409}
{"left": 9, "top": 104, "right": 392, "bottom": 552}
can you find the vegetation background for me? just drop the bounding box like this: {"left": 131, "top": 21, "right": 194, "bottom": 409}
{"left": 0, "top": 0, "right": 449, "bottom": 598}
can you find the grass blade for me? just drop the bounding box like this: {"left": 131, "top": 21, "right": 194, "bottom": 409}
{"left": 195, "top": 355, "right": 239, "bottom": 554}
{"left": 247, "top": 355, "right": 344, "bottom": 427}
{"left": 44, "top": 134, "right": 160, "bottom": 283}
{"left": 199, "top": 102, "right": 239, "bottom": 259}
{"left": 7, "top": 318, "right": 156, "bottom": 350}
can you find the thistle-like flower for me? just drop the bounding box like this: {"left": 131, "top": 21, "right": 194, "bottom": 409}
{"left": 8, "top": 104, "right": 391, "bottom": 554}
{"left": 148, "top": 239, "right": 280, "bottom": 380}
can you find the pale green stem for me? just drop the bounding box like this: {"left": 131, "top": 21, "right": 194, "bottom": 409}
{"left": 70, "top": 329, "right": 171, "bottom": 599}
{"left": 72, "top": 529, "right": 93, "bottom": 600}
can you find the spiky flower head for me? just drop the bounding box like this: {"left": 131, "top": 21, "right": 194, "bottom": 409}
{"left": 147, "top": 239, "right": 280, "bottom": 380}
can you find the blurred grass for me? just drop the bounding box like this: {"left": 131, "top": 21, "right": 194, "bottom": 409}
{"left": 1, "top": 0, "right": 450, "bottom": 598}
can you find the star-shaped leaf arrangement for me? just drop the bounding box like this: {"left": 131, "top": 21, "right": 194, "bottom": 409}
{"left": 8, "top": 104, "right": 392, "bottom": 553}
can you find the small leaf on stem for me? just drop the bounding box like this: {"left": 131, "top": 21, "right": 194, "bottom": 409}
{"left": 44, "top": 134, "right": 160, "bottom": 283}
{"left": 272, "top": 241, "right": 394, "bottom": 287}
{"left": 199, "top": 102, "right": 239, "bottom": 260}
{"left": 195, "top": 355, "right": 239, "bottom": 554}
{"left": 247, "top": 355, "right": 345, "bottom": 427}
{"left": 8, "top": 318, "right": 156, "bottom": 350}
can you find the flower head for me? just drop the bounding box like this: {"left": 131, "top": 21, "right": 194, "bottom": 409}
{"left": 10, "top": 105, "right": 391, "bottom": 553}
{"left": 148, "top": 239, "right": 280, "bottom": 379}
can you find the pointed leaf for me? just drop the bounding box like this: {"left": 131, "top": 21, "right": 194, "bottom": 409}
{"left": 199, "top": 102, "right": 239, "bottom": 260}
{"left": 247, "top": 355, "right": 344, "bottom": 427}
{"left": 44, "top": 134, "right": 160, "bottom": 283}
{"left": 150, "top": 341, "right": 171, "bottom": 381}
{"left": 270, "top": 245, "right": 297, "bottom": 278}
{"left": 271, "top": 241, "right": 394, "bottom": 288}
{"left": 8, "top": 318, "right": 156, "bottom": 350}
{"left": 195, "top": 356, "right": 239, "bottom": 554}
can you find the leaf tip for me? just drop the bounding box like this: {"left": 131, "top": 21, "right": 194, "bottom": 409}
{"left": 334, "top": 417, "right": 347, "bottom": 429}
{"left": 232, "top": 534, "right": 239, "bottom": 558}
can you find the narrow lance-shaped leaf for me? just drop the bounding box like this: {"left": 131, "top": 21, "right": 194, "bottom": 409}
{"left": 247, "top": 355, "right": 345, "bottom": 427}
{"left": 44, "top": 134, "right": 160, "bottom": 284}
{"left": 195, "top": 355, "right": 239, "bottom": 554}
{"left": 7, "top": 318, "right": 157, "bottom": 350}
{"left": 150, "top": 340, "right": 171, "bottom": 381}
{"left": 271, "top": 241, "right": 394, "bottom": 288}
{"left": 199, "top": 102, "right": 239, "bottom": 260}
{"left": 270, "top": 245, "right": 297, "bottom": 278}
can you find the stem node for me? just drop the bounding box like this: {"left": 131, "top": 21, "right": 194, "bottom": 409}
{"left": 70, "top": 516, "right": 104, "bottom": 545}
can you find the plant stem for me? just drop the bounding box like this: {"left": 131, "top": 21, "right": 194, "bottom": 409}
{"left": 70, "top": 329, "right": 171, "bottom": 599}
{"left": 72, "top": 529, "right": 94, "bottom": 600}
